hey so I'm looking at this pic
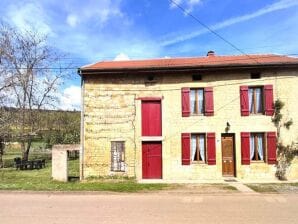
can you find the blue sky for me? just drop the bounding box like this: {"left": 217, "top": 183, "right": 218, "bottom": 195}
{"left": 1, "top": 0, "right": 298, "bottom": 109}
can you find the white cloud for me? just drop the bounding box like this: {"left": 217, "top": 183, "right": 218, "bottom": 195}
{"left": 64, "top": 0, "right": 124, "bottom": 27}
{"left": 163, "top": 0, "right": 298, "bottom": 46}
{"left": 5, "top": 2, "right": 53, "bottom": 35}
{"left": 66, "top": 14, "right": 79, "bottom": 28}
{"left": 59, "top": 85, "right": 81, "bottom": 111}
{"left": 113, "top": 53, "right": 130, "bottom": 61}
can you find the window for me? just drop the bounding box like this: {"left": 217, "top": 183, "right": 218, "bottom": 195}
{"left": 241, "top": 132, "right": 276, "bottom": 165}
{"left": 249, "top": 87, "right": 263, "bottom": 114}
{"left": 191, "top": 134, "right": 206, "bottom": 162}
{"left": 190, "top": 89, "right": 204, "bottom": 115}
{"left": 111, "top": 141, "right": 125, "bottom": 171}
{"left": 182, "top": 87, "right": 214, "bottom": 117}
{"left": 192, "top": 74, "right": 202, "bottom": 81}
{"left": 250, "top": 133, "right": 265, "bottom": 161}
{"left": 250, "top": 72, "right": 261, "bottom": 79}
{"left": 240, "top": 85, "right": 274, "bottom": 116}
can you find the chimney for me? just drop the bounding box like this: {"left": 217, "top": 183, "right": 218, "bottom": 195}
{"left": 207, "top": 51, "right": 215, "bottom": 57}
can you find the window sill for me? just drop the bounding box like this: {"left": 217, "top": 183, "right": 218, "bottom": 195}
{"left": 249, "top": 113, "right": 265, "bottom": 116}
{"left": 190, "top": 114, "right": 205, "bottom": 116}
{"left": 250, "top": 161, "right": 266, "bottom": 164}
{"left": 191, "top": 161, "right": 207, "bottom": 165}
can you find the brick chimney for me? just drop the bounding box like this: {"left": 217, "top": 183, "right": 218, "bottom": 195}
{"left": 207, "top": 51, "right": 215, "bottom": 57}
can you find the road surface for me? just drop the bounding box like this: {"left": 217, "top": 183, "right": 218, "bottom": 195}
{"left": 0, "top": 192, "right": 297, "bottom": 224}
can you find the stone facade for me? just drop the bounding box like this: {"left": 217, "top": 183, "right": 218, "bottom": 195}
{"left": 81, "top": 69, "right": 298, "bottom": 181}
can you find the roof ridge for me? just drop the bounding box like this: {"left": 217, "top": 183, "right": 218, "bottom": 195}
{"left": 92, "top": 53, "right": 282, "bottom": 64}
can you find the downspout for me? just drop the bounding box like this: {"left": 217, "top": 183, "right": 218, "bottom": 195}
{"left": 79, "top": 69, "right": 85, "bottom": 180}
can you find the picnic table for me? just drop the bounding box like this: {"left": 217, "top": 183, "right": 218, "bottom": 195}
{"left": 14, "top": 157, "right": 46, "bottom": 170}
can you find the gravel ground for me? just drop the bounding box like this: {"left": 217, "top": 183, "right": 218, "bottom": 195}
{"left": 245, "top": 183, "right": 298, "bottom": 193}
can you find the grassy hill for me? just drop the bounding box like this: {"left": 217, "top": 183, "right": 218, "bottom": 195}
{"left": 0, "top": 107, "right": 80, "bottom": 143}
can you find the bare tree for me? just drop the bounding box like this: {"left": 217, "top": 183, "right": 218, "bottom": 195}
{"left": 0, "top": 23, "right": 70, "bottom": 160}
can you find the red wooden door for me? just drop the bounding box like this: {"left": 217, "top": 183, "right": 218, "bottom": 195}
{"left": 141, "top": 101, "right": 162, "bottom": 136}
{"left": 142, "top": 142, "right": 162, "bottom": 179}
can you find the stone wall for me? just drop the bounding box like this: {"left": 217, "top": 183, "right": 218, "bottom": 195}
{"left": 82, "top": 70, "right": 298, "bottom": 181}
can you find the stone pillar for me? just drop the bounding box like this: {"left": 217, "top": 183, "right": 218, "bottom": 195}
{"left": 52, "top": 144, "right": 80, "bottom": 182}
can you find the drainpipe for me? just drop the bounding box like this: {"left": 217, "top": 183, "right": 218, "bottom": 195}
{"left": 79, "top": 69, "right": 85, "bottom": 180}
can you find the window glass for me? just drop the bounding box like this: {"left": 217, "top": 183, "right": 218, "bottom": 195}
{"left": 190, "top": 90, "right": 196, "bottom": 114}
{"left": 191, "top": 134, "right": 206, "bottom": 162}
{"left": 198, "top": 89, "right": 204, "bottom": 114}
{"left": 250, "top": 133, "right": 264, "bottom": 161}
{"left": 190, "top": 89, "right": 204, "bottom": 115}
{"left": 111, "top": 141, "right": 125, "bottom": 171}
{"left": 249, "top": 87, "right": 263, "bottom": 114}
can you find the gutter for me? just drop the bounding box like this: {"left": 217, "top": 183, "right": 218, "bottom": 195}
{"left": 79, "top": 69, "right": 85, "bottom": 180}
{"left": 78, "top": 63, "right": 298, "bottom": 75}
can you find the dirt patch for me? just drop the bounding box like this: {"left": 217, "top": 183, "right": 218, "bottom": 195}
{"left": 160, "top": 184, "right": 238, "bottom": 194}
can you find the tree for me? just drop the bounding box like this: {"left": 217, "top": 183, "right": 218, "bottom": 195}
{"left": 0, "top": 23, "right": 70, "bottom": 160}
{"left": 0, "top": 43, "right": 14, "bottom": 167}
{"left": 272, "top": 99, "right": 298, "bottom": 180}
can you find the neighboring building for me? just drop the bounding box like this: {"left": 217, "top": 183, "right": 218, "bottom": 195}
{"left": 78, "top": 52, "right": 298, "bottom": 181}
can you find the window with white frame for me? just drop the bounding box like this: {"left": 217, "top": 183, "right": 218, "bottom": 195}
{"left": 249, "top": 87, "right": 263, "bottom": 114}
{"left": 191, "top": 134, "right": 206, "bottom": 163}
{"left": 190, "top": 89, "right": 204, "bottom": 115}
{"left": 250, "top": 133, "right": 265, "bottom": 161}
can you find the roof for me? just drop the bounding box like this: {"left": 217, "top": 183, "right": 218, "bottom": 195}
{"left": 80, "top": 54, "right": 298, "bottom": 72}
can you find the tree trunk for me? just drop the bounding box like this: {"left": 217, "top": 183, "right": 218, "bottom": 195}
{"left": 0, "top": 141, "right": 4, "bottom": 168}
{"left": 21, "top": 139, "right": 32, "bottom": 161}
{"left": 0, "top": 153, "right": 3, "bottom": 168}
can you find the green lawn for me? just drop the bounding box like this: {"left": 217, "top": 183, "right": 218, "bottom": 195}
{"left": 0, "top": 160, "right": 169, "bottom": 192}
{"left": 1, "top": 144, "right": 168, "bottom": 192}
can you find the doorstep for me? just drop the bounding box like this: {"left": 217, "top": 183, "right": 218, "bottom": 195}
{"left": 138, "top": 179, "right": 227, "bottom": 184}
{"left": 138, "top": 178, "right": 298, "bottom": 184}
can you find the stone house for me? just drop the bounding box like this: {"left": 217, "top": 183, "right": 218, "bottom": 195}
{"left": 78, "top": 52, "right": 298, "bottom": 181}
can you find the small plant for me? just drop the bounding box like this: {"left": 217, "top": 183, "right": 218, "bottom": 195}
{"left": 272, "top": 99, "right": 298, "bottom": 180}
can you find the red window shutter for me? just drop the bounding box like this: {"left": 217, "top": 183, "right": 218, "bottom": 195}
{"left": 264, "top": 85, "right": 274, "bottom": 116}
{"left": 241, "top": 132, "right": 250, "bottom": 165}
{"left": 204, "top": 87, "right": 214, "bottom": 116}
{"left": 181, "top": 133, "right": 190, "bottom": 165}
{"left": 141, "top": 101, "right": 162, "bottom": 136}
{"left": 267, "top": 132, "right": 277, "bottom": 164}
{"left": 181, "top": 88, "right": 190, "bottom": 117}
{"left": 207, "top": 133, "right": 216, "bottom": 165}
{"left": 240, "top": 86, "right": 249, "bottom": 116}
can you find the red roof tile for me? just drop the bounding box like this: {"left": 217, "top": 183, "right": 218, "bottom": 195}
{"left": 81, "top": 54, "right": 298, "bottom": 71}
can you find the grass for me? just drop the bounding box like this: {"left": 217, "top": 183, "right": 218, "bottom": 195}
{"left": 245, "top": 183, "right": 298, "bottom": 193}
{"left": 246, "top": 184, "right": 278, "bottom": 193}
{"left": 222, "top": 185, "right": 238, "bottom": 191}
{"left": 1, "top": 145, "right": 168, "bottom": 192}
{"left": 0, "top": 160, "right": 169, "bottom": 192}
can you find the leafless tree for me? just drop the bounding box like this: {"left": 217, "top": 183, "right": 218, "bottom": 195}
{"left": 0, "top": 22, "right": 70, "bottom": 160}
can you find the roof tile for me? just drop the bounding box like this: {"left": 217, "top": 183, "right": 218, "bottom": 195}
{"left": 81, "top": 54, "right": 298, "bottom": 70}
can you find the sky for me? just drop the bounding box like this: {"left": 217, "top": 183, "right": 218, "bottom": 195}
{"left": 0, "top": 0, "right": 298, "bottom": 110}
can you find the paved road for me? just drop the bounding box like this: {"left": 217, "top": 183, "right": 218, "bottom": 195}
{"left": 0, "top": 192, "right": 297, "bottom": 224}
